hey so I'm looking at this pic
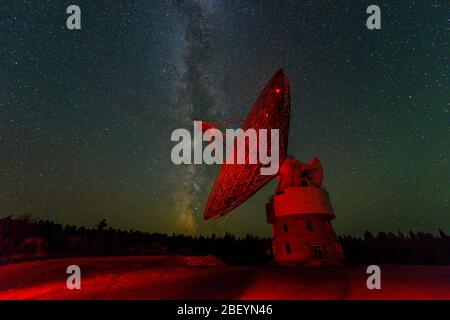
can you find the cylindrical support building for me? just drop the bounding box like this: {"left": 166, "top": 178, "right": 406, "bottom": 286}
{"left": 266, "top": 186, "right": 345, "bottom": 266}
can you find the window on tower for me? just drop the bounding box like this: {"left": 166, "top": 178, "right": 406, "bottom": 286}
{"left": 285, "top": 243, "right": 291, "bottom": 254}
{"left": 283, "top": 224, "right": 288, "bottom": 233}
{"left": 312, "top": 246, "right": 324, "bottom": 259}
{"left": 306, "top": 221, "right": 314, "bottom": 231}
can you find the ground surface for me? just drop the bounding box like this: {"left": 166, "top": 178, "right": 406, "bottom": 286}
{"left": 0, "top": 256, "right": 449, "bottom": 300}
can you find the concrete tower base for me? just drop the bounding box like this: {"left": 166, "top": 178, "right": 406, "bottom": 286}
{"left": 266, "top": 186, "right": 345, "bottom": 266}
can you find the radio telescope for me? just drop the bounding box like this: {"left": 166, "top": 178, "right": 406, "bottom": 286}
{"left": 201, "top": 70, "right": 345, "bottom": 266}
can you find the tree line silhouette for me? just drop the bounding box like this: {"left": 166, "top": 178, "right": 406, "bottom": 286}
{"left": 0, "top": 215, "right": 449, "bottom": 265}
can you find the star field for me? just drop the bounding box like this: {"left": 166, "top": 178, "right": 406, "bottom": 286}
{"left": 0, "top": 1, "right": 448, "bottom": 236}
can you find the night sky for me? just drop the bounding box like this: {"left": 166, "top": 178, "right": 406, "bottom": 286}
{"left": 1, "top": 1, "right": 448, "bottom": 237}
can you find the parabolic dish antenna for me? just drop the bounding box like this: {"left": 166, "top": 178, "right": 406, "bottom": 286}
{"left": 204, "top": 70, "right": 291, "bottom": 219}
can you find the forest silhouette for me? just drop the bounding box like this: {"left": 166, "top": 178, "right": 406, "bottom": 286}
{"left": 1, "top": 215, "right": 449, "bottom": 266}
